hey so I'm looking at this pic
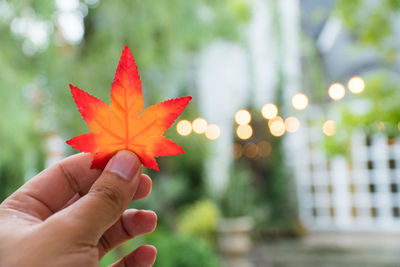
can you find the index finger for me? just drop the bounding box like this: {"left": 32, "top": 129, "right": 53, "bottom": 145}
{"left": 4, "top": 153, "right": 102, "bottom": 220}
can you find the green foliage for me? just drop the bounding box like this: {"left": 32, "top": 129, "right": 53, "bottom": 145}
{"left": 159, "top": 115, "right": 210, "bottom": 203}
{"left": 230, "top": 0, "right": 252, "bottom": 22}
{"left": 44, "top": 0, "right": 249, "bottom": 138}
{"left": 300, "top": 36, "right": 327, "bottom": 103}
{"left": 323, "top": 70, "right": 400, "bottom": 156}
{"left": 256, "top": 82, "right": 298, "bottom": 228}
{"left": 0, "top": 30, "right": 45, "bottom": 199}
{"left": 131, "top": 172, "right": 190, "bottom": 229}
{"left": 99, "top": 239, "right": 145, "bottom": 267}
{"left": 99, "top": 225, "right": 221, "bottom": 267}
{"left": 253, "top": 134, "right": 297, "bottom": 228}
{"left": 350, "top": 71, "right": 400, "bottom": 136}
{"left": 336, "top": 0, "right": 400, "bottom": 55}
{"left": 323, "top": 128, "right": 349, "bottom": 157}
{"left": 336, "top": 0, "right": 362, "bottom": 29}
{"left": 177, "top": 199, "right": 220, "bottom": 241}
{"left": 147, "top": 231, "right": 220, "bottom": 267}
{"left": 0, "top": 0, "right": 248, "bottom": 200}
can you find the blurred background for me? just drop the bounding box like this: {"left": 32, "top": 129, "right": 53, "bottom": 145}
{"left": 2, "top": 0, "right": 400, "bottom": 266}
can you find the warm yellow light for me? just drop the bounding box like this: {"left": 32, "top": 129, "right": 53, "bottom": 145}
{"left": 258, "top": 141, "right": 272, "bottom": 157}
{"left": 205, "top": 124, "right": 220, "bottom": 140}
{"left": 235, "top": 109, "right": 251, "bottom": 125}
{"left": 348, "top": 76, "right": 365, "bottom": 94}
{"left": 261, "top": 103, "right": 278, "bottom": 119}
{"left": 328, "top": 83, "right": 345, "bottom": 100}
{"left": 176, "top": 120, "right": 192, "bottom": 136}
{"left": 291, "top": 93, "right": 309, "bottom": 110}
{"left": 398, "top": 122, "right": 400, "bottom": 132}
{"left": 285, "top": 116, "right": 300, "bottom": 133}
{"left": 269, "top": 120, "right": 286, "bottom": 137}
{"left": 236, "top": 125, "right": 253, "bottom": 140}
{"left": 244, "top": 143, "right": 259, "bottom": 159}
{"left": 322, "top": 120, "right": 336, "bottom": 136}
{"left": 192, "top": 118, "right": 208, "bottom": 134}
{"left": 268, "top": 116, "right": 283, "bottom": 127}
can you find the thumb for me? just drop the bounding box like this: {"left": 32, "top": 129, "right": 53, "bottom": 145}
{"left": 55, "top": 150, "right": 142, "bottom": 240}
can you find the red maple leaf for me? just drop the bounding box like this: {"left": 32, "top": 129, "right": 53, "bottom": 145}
{"left": 66, "top": 46, "right": 192, "bottom": 171}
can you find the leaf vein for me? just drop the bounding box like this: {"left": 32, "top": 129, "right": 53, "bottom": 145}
{"left": 93, "top": 117, "right": 124, "bottom": 141}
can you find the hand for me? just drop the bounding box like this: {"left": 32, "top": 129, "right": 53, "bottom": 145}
{"left": 0, "top": 150, "right": 157, "bottom": 267}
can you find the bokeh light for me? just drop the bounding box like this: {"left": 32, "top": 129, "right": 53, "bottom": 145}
{"left": 291, "top": 93, "right": 309, "bottom": 110}
{"left": 244, "top": 143, "right": 259, "bottom": 159}
{"left": 348, "top": 76, "right": 365, "bottom": 94}
{"left": 261, "top": 103, "right": 278, "bottom": 119}
{"left": 322, "top": 120, "right": 336, "bottom": 136}
{"left": 192, "top": 118, "right": 208, "bottom": 134}
{"left": 235, "top": 109, "right": 252, "bottom": 125}
{"left": 233, "top": 143, "right": 243, "bottom": 159}
{"left": 236, "top": 124, "right": 253, "bottom": 140}
{"left": 55, "top": 0, "right": 85, "bottom": 45}
{"left": 205, "top": 124, "right": 220, "bottom": 140}
{"left": 268, "top": 116, "right": 283, "bottom": 127}
{"left": 328, "top": 83, "right": 346, "bottom": 100}
{"left": 269, "top": 120, "right": 286, "bottom": 137}
{"left": 285, "top": 116, "right": 300, "bottom": 133}
{"left": 176, "top": 120, "right": 192, "bottom": 136}
{"left": 56, "top": 0, "right": 79, "bottom": 10}
{"left": 258, "top": 141, "right": 272, "bottom": 157}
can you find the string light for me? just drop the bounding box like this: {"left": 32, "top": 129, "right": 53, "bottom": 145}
{"left": 244, "top": 143, "right": 258, "bottom": 159}
{"left": 322, "top": 120, "right": 336, "bottom": 136}
{"left": 328, "top": 83, "right": 345, "bottom": 100}
{"left": 235, "top": 109, "right": 251, "bottom": 125}
{"left": 176, "top": 120, "right": 192, "bottom": 136}
{"left": 192, "top": 118, "right": 208, "bottom": 134}
{"left": 285, "top": 116, "right": 300, "bottom": 133}
{"left": 269, "top": 120, "right": 286, "bottom": 137}
{"left": 236, "top": 124, "right": 253, "bottom": 140}
{"left": 268, "top": 116, "right": 283, "bottom": 127}
{"left": 291, "top": 93, "right": 309, "bottom": 110}
{"left": 261, "top": 103, "right": 278, "bottom": 119}
{"left": 205, "top": 124, "right": 220, "bottom": 140}
{"left": 258, "top": 141, "right": 272, "bottom": 157}
{"left": 348, "top": 76, "right": 365, "bottom": 94}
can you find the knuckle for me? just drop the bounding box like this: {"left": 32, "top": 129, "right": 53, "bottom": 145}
{"left": 90, "top": 183, "right": 124, "bottom": 212}
{"left": 99, "top": 235, "right": 112, "bottom": 252}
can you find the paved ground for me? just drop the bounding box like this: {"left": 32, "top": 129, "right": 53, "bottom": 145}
{"left": 248, "top": 233, "right": 400, "bottom": 267}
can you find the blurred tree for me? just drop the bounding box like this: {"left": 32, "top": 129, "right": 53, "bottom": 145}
{"left": 0, "top": 1, "right": 256, "bottom": 265}
{"left": 0, "top": 0, "right": 249, "bottom": 200}
{"left": 336, "top": 0, "right": 400, "bottom": 59}
{"left": 317, "top": 1, "right": 400, "bottom": 155}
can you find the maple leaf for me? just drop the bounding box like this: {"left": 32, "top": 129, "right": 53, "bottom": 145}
{"left": 66, "top": 46, "right": 192, "bottom": 171}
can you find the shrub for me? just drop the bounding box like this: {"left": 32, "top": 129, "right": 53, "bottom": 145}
{"left": 148, "top": 232, "right": 220, "bottom": 267}
{"left": 177, "top": 199, "right": 220, "bottom": 241}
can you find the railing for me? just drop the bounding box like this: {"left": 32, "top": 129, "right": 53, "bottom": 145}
{"left": 287, "top": 105, "right": 400, "bottom": 231}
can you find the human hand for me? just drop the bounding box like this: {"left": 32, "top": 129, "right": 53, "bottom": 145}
{"left": 0, "top": 150, "right": 157, "bottom": 267}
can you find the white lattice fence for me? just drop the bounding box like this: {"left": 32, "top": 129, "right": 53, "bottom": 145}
{"left": 288, "top": 105, "right": 400, "bottom": 231}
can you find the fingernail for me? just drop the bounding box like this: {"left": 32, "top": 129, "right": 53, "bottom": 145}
{"left": 105, "top": 150, "right": 141, "bottom": 181}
